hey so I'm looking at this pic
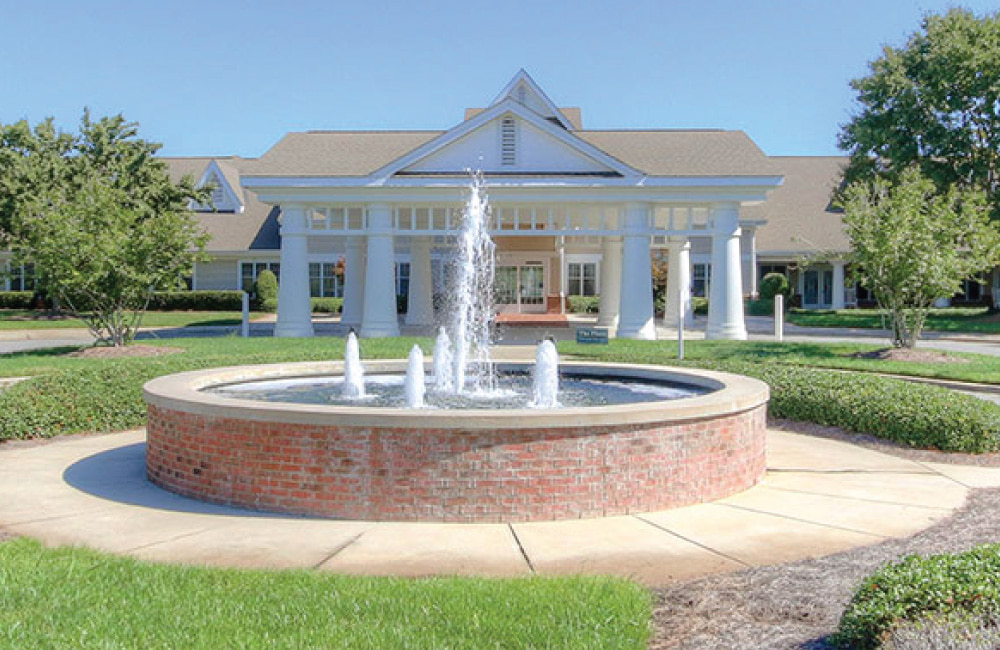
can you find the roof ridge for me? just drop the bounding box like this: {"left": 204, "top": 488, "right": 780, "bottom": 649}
{"left": 302, "top": 129, "right": 444, "bottom": 134}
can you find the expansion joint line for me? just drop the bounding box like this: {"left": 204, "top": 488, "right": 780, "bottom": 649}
{"left": 508, "top": 524, "right": 536, "bottom": 573}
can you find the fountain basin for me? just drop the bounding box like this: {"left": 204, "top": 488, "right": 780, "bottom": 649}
{"left": 144, "top": 361, "right": 769, "bottom": 523}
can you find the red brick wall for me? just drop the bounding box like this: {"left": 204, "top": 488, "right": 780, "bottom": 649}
{"left": 146, "top": 403, "right": 766, "bottom": 522}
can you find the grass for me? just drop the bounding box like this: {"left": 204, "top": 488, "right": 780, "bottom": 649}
{"left": 0, "top": 309, "right": 266, "bottom": 330}
{"left": 559, "top": 339, "right": 1000, "bottom": 385}
{"left": 0, "top": 538, "right": 649, "bottom": 649}
{"left": 786, "top": 307, "right": 1000, "bottom": 334}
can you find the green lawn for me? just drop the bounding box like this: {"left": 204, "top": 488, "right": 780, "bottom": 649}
{"left": 0, "top": 539, "right": 649, "bottom": 649}
{"left": 786, "top": 307, "right": 1000, "bottom": 334}
{"left": 559, "top": 339, "right": 1000, "bottom": 385}
{"left": 0, "top": 310, "right": 266, "bottom": 330}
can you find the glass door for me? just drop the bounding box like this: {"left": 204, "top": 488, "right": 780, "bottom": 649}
{"left": 494, "top": 265, "right": 546, "bottom": 313}
{"left": 519, "top": 265, "right": 545, "bottom": 312}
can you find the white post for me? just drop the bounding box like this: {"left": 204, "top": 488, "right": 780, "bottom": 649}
{"left": 775, "top": 293, "right": 784, "bottom": 342}
{"left": 274, "top": 204, "right": 315, "bottom": 338}
{"left": 664, "top": 236, "right": 692, "bottom": 327}
{"left": 616, "top": 203, "right": 657, "bottom": 340}
{"left": 597, "top": 237, "right": 622, "bottom": 331}
{"left": 241, "top": 291, "right": 250, "bottom": 338}
{"left": 677, "top": 285, "right": 685, "bottom": 360}
{"left": 405, "top": 236, "right": 435, "bottom": 327}
{"left": 360, "top": 204, "right": 400, "bottom": 338}
{"left": 705, "top": 202, "right": 748, "bottom": 340}
{"left": 747, "top": 226, "right": 758, "bottom": 298}
{"left": 340, "top": 236, "right": 365, "bottom": 328}
{"left": 832, "top": 261, "right": 846, "bottom": 310}
{"left": 559, "top": 237, "right": 566, "bottom": 315}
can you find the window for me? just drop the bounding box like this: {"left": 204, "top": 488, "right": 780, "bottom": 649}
{"left": 8, "top": 263, "right": 35, "bottom": 292}
{"left": 309, "top": 263, "right": 342, "bottom": 298}
{"left": 567, "top": 262, "right": 597, "bottom": 296}
{"left": 500, "top": 117, "right": 516, "bottom": 166}
{"left": 693, "top": 264, "right": 711, "bottom": 297}
{"left": 240, "top": 262, "right": 280, "bottom": 292}
{"left": 395, "top": 262, "right": 411, "bottom": 298}
{"left": 759, "top": 264, "right": 788, "bottom": 281}
{"left": 958, "top": 274, "right": 986, "bottom": 302}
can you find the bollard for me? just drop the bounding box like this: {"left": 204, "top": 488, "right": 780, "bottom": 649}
{"left": 774, "top": 294, "right": 784, "bottom": 342}
{"left": 241, "top": 292, "right": 250, "bottom": 338}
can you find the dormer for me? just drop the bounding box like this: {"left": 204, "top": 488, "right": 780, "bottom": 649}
{"left": 192, "top": 160, "right": 244, "bottom": 213}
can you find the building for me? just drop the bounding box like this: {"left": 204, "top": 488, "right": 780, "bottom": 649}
{"left": 5, "top": 71, "right": 997, "bottom": 332}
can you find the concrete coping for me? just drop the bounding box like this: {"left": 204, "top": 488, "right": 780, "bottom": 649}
{"left": 143, "top": 361, "right": 769, "bottom": 431}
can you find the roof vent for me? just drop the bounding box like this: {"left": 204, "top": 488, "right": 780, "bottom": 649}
{"left": 500, "top": 117, "right": 516, "bottom": 166}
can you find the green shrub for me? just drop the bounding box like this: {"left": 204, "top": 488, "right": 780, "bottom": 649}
{"left": 0, "top": 291, "right": 37, "bottom": 309}
{"left": 699, "top": 360, "right": 1000, "bottom": 453}
{"left": 834, "top": 545, "right": 1000, "bottom": 649}
{"left": 747, "top": 299, "right": 776, "bottom": 316}
{"left": 692, "top": 297, "right": 708, "bottom": 315}
{"left": 312, "top": 297, "right": 343, "bottom": 314}
{"left": 759, "top": 272, "right": 791, "bottom": 302}
{"left": 151, "top": 291, "right": 245, "bottom": 311}
{"left": 254, "top": 270, "right": 278, "bottom": 312}
{"left": 568, "top": 295, "right": 600, "bottom": 314}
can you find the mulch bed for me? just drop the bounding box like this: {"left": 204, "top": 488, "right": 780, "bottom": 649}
{"left": 651, "top": 420, "right": 1000, "bottom": 649}
{"left": 848, "top": 347, "right": 969, "bottom": 364}
{"left": 66, "top": 344, "right": 185, "bottom": 359}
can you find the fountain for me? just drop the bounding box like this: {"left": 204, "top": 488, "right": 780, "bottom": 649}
{"left": 404, "top": 345, "right": 426, "bottom": 409}
{"left": 342, "top": 331, "right": 365, "bottom": 399}
{"left": 143, "top": 174, "right": 770, "bottom": 523}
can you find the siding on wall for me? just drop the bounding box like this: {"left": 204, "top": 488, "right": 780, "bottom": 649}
{"left": 195, "top": 260, "right": 239, "bottom": 290}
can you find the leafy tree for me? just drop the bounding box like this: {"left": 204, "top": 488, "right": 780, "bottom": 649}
{"left": 842, "top": 168, "right": 1000, "bottom": 348}
{"left": 839, "top": 8, "right": 1000, "bottom": 216}
{"left": 0, "top": 112, "right": 209, "bottom": 346}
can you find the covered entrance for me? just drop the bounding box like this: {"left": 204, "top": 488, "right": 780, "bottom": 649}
{"left": 495, "top": 263, "right": 546, "bottom": 313}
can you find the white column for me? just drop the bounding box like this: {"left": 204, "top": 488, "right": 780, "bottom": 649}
{"left": 360, "top": 204, "right": 400, "bottom": 338}
{"left": 274, "top": 204, "right": 314, "bottom": 338}
{"left": 597, "top": 236, "right": 622, "bottom": 330}
{"left": 747, "top": 227, "right": 758, "bottom": 298}
{"left": 706, "top": 202, "right": 748, "bottom": 340}
{"left": 664, "top": 236, "right": 693, "bottom": 327}
{"left": 616, "top": 203, "right": 656, "bottom": 340}
{"left": 405, "top": 236, "right": 435, "bottom": 327}
{"left": 340, "top": 236, "right": 365, "bottom": 328}
{"left": 832, "top": 260, "right": 846, "bottom": 310}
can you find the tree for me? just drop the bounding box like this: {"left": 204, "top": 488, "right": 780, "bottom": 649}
{"left": 0, "top": 112, "right": 209, "bottom": 346}
{"left": 839, "top": 8, "right": 1000, "bottom": 216}
{"left": 842, "top": 168, "right": 1000, "bottom": 348}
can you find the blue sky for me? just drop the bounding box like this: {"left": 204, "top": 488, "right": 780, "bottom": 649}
{"left": 2, "top": 1, "right": 996, "bottom": 158}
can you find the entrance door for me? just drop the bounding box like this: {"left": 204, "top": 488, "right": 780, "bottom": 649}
{"left": 494, "top": 264, "right": 546, "bottom": 313}
{"left": 803, "top": 269, "right": 834, "bottom": 308}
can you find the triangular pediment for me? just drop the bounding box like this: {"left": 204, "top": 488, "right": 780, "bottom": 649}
{"left": 489, "top": 69, "right": 573, "bottom": 130}
{"left": 193, "top": 160, "right": 244, "bottom": 213}
{"left": 372, "top": 100, "right": 640, "bottom": 181}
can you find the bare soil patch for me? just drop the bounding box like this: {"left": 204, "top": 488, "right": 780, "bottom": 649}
{"left": 66, "top": 344, "right": 184, "bottom": 359}
{"left": 652, "top": 486, "right": 1000, "bottom": 649}
{"left": 848, "top": 346, "right": 969, "bottom": 364}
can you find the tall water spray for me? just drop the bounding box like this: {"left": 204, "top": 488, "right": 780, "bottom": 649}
{"left": 532, "top": 339, "right": 560, "bottom": 408}
{"left": 342, "top": 332, "right": 365, "bottom": 398}
{"left": 433, "top": 327, "right": 454, "bottom": 392}
{"left": 448, "top": 172, "right": 496, "bottom": 394}
{"left": 405, "top": 345, "right": 426, "bottom": 409}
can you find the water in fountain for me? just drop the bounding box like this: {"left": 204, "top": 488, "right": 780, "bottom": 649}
{"left": 405, "top": 345, "right": 426, "bottom": 409}
{"left": 447, "top": 171, "right": 496, "bottom": 394}
{"left": 433, "top": 327, "right": 454, "bottom": 392}
{"left": 531, "top": 339, "right": 560, "bottom": 408}
{"left": 342, "top": 331, "right": 365, "bottom": 399}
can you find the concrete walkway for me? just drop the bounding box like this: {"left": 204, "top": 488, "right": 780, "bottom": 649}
{"left": 3, "top": 428, "right": 999, "bottom": 586}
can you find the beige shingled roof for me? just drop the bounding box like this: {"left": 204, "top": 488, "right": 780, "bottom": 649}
{"left": 745, "top": 156, "right": 850, "bottom": 255}
{"left": 577, "top": 130, "right": 782, "bottom": 177}
{"left": 162, "top": 157, "right": 280, "bottom": 252}
{"left": 245, "top": 128, "right": 780, "bottom": 178}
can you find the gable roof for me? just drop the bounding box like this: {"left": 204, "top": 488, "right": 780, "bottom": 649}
{"left": 743, "top": 156, "right": 849, "bottom": 254}
{"left": 162, "top": 157, "right": 280, "bottom": 251}
{"left": 489, "top": 69, "right": 575, "bottom": 130}
{"left": 465, "top": 107, "right": 583, "bottom": 130}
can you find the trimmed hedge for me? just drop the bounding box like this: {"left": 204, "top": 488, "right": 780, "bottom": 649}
{"left": 0, "top": 291, "right": 38, "bottom": 309}
{"left": 568, "top": 295, "right": 600, "bottom": 314}
{"left": 834, "top": 545, "right": 1000, "bottom": 649}
{"left": 151, "top": 291, "right": 245, "bottom": 311}
{"left": 312, "top": 297, "right": 343, "bottom": 314}
{"left": 698, "top": 359, "right": 1000, "bottom": 453}
{"left": 254, "top": 270, "right": 278, "bottom": 312}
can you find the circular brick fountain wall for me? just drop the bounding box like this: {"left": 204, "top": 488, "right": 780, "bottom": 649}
{"left": 144, "top": 361, "right": 769, "bottom": 523}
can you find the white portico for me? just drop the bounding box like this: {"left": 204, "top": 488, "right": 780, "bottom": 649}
{"left": 241, "top": 71, "right": 783, "bottom": 340}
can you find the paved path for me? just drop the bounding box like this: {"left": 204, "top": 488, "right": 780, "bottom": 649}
{"left": 3, "top": 428, "right": 999, "bottom": 586}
